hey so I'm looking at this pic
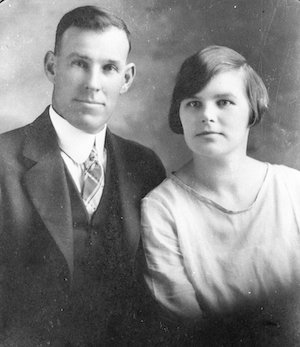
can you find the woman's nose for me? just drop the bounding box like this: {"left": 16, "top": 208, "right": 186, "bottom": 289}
{"left": 201, "top": 104, "right": 215, "bottom": 123}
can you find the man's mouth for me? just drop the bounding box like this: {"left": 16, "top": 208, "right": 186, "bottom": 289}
{"left": 74, "top": 99, "right": 105, "bottom": 106}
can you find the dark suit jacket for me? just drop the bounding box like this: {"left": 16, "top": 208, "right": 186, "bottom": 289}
{"left": 0, "top": 108, "right": 166, "bottom": 346}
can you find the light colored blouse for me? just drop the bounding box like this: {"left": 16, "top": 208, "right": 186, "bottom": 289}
{"left": 141, "top": 164, "right": 300, "bottom": 320}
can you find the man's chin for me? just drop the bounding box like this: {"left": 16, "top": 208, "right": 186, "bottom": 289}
{"left": 75, "top": 117, "right": 107, "bottom": 134}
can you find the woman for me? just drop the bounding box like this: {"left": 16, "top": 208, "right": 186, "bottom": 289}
{"left": 141, "top": 46, "right": 300, "bottom": 328}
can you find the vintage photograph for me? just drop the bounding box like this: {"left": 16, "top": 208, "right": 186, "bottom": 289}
{"left": 0, "top": 0, "right": 300, "bottom": 345}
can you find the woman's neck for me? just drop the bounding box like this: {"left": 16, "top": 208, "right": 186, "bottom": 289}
{"left": 193, "top": 153, "right": 248, "bottom": 190}
{"left": 178, "top": 153, "right": 267, "bottom": 211}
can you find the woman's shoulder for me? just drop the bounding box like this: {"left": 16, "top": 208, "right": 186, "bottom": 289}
{"left": 271, "top": 163, "right": 300, "bottom": 182}
{"left": 144, "top": 175, "right": 179, "bottom": 197}
{"left": 268, "top": 164, "right": 300, "bottom": 202}
{"left": 143, "top": 173, "right": 192, "bottom": 205}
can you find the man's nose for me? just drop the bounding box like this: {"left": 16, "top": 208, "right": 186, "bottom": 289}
{"left": 85, "top": 68, "right": 102, "bottom": 92}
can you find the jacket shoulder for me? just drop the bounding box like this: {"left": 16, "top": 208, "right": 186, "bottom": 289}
{"left": 110, "top": 132, "right": 162, "bottom": 164}
{"left": 0, "top": 123, "right": 32, "bottom": 155}
{"left": 109, "top": 132, "right": 166, "bottom": 190}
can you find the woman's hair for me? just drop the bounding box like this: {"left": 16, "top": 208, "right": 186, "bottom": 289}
{"left": 168, "top": 45, "right": 269, "bottom": 134}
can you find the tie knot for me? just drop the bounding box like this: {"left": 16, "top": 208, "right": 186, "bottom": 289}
{"left": 89, "top": 147, "right": 97, "bottom": 161}
{"left": 84, "top": 147, "right": 98, "bottom": 170}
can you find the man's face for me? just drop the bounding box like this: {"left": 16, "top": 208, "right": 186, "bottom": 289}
{"left": 45, "top": 26, "right": 135, "bottom": 134}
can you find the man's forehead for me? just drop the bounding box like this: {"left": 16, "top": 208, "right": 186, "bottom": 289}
{"left": 58, "top": 26, "right": 130, "bottom": 59}
{"left": 61, "top": 26, "right": 129, "bottom": 46}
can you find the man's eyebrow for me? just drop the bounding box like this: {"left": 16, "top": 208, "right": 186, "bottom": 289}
{"left": 104, "top": 59, "right": 122, "bottom": 66}
{"left": 67, "top": 53, "right": 122, "bottom": 65}
{"left": 67, "top": 53, "right": 91, "bottom": 60}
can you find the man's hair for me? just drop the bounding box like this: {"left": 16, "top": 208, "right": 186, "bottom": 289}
{"left": 168, "top": 45, "right": 269, "bottom": 134}
{"left": 54, "top": 6, "right": 131, "bottom": 54}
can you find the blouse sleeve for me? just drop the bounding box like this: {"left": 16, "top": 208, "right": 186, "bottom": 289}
{"left": 276, "top": 165, "right": 300, "bottom": 228}
{"left": 141, "top": 195, "right": 202, "bottom": 320}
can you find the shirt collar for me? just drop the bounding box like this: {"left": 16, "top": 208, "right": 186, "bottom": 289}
{"left": 49, "top": 105, "right": 107, "bottom": 164}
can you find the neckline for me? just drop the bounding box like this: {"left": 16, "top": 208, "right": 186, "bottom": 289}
{"left": 171, "top": 163, "right": 270, "bottom": 215}
{"left": 49, "top": 105, "right": 107, "bottom": 164}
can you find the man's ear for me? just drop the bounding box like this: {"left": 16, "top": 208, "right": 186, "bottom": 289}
{"left": 120, "top": 63, "right": 136, "bottom": 94}
{"left": 44, "top": 51, "right": 56, "bottom": 84}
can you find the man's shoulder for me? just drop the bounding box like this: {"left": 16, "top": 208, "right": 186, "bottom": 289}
{"left": 109, "top": 131, "right": 151, "bottom": 153}
{"left": 0, "top": 109, "right": 51, "bottom": 161}
{"left": 0, "top": 123, "right": 31, "bottom": 153}
{"left": 109, "top": 131, "right": 161, "bottom": 162}
{"left": 0, "top": 108, "right": 49, "bottom": 145}
{"left": 0, "top": 122, "right": 31, "bottom": 138}
{"left": 108, "top": 131, "right": 166, "bottom": 188}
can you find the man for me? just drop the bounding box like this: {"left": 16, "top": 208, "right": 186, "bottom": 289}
{"left": 0, "top": 6, "right": 165, "bottom": 346}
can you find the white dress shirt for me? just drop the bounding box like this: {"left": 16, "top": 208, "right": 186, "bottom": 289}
{"left": 49, "top": 106, "right": 107, "bottom": 215}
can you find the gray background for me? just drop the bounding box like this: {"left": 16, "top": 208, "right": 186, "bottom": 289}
{"left": 0, "top": 0, "right": 300, "bottom": 172}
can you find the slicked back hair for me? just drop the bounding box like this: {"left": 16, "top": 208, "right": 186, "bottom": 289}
{"left": 54, "top": 6, "right": 131, "bottom": 55}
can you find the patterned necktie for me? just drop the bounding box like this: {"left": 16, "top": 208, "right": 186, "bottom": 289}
{"left": 82, "top": 146, "right": 104, "bottom": 215}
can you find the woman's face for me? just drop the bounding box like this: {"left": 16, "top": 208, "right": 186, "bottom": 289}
{"left": 179, "top": 69, "right": 251, "bottom": 159}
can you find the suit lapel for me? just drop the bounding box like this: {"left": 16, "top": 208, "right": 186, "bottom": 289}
{"left": 105, "top": 131, "right": 140, "bottom": 256}
{"left": 22, "top": 110, "right": 74, "bottom": 274}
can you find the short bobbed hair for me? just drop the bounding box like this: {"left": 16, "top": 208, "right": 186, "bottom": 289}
{"left": 169, "top": 45, "right": 269, "bottom": 134}
{"left": 54, "top": 6, "right": 131, "bottom": 54}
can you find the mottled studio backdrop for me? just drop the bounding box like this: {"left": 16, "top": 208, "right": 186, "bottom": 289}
{"left": 0, "top": 0, "right": 300, "bottom": 172}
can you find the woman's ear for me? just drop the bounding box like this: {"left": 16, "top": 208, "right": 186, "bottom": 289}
{"left": 44, "top": 51, "right": 56, "bottom": 83}
{"left": 120, "top": 63, "right": 136, "bottom": 94}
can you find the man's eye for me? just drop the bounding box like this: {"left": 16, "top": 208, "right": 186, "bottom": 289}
{"left": 103, "top": 64, "right": 118, "bottom": 72}
{"left": 217, "top": 100, "right": 233, "bottom": 107}
{"left": 72, "top": 60, "right": 87, "bottom": 69}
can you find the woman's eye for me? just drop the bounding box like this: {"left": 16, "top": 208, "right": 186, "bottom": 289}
{"left": 217, "top": 100, "right": 233, "bottom": 107}
{"left": 186, "top": 100, "right": 201, "bottom": 108}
